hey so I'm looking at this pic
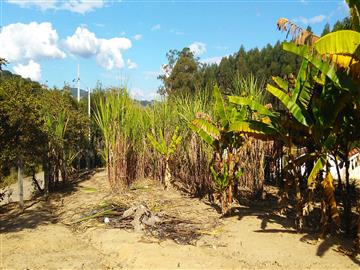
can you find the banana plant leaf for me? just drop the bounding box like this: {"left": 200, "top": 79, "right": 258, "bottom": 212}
{"left": 228, "top": 96, "right": 274, "bottom": 117}
{"left": 314, "top": 30, "right": 360, "bottom": 60}
{"left": 307, "top": 156, "right": 326, "bottom": 188}
{"left": 266, "top": 84, "right": 308, "bottom": 126}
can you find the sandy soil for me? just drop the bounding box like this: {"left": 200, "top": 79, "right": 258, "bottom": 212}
{"left": 1, "top": 169, "right": 359, "bottom": 269}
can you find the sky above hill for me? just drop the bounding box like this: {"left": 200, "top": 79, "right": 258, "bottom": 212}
{"left": 0, "top": 0, "right": 350, "bottom": 100}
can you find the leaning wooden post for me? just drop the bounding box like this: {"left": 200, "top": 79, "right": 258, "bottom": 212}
{"left": 18, "top": 158, "right": 24, "bottom": 209}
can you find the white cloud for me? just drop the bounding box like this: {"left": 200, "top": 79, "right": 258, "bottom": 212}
{"left": 13, "top": 60, "right": 41, "bottom": 81}
{"left": 63, "top": 27, "right": 99, "bottom": 57}
{"left": 7, "top": 0, "right": 106, "bottom": 14}
{"left": 189, "top": 42, "right": 206, "bottom": 56}
{"left": 144, "top": 71, "right": 161, "bottom": 80}
{"left": 129, "top": 88, "right": 161, "bottom": 101}
{"left": 0, "top": 22, "right": 65, "bottom": 63}
{"left": 295, "top": 15, "right": 326, "bottom": 25}
{"left": 133, "top": 34, "right": 142, "bottom": 41}
{"left": 94, "top": 23, "right": 105, "bottom": 28}
{"left": 214, "top": 45, "right": 228, "bottom": 50}
{"left": 201, "top": 56, "right": 223, "bottom": 65}
{"left": 127, "top": 59, "right": 138, "bottom": 69}
{"left": 64, "top": 26, "right": 132, "bottom": 70}
{"left": 7, "top": 0, "right": 57, "bottom": 10}
{"left": 151, "top": 24, "right": 161, "bottom": 31}
{"left": 340, "top": 0, "right": 349, "bottom": 13}
{"left": 170, "top": 29, "right": 184, "bottom": 36}
{"left": 129, "top": 88, "right": 145, "bottom": 100}
{"left": 97, "top": 38, "right": 131, "bottom": 70}
{"left": 61, "top": 0, "right": 105, "bottom": 14}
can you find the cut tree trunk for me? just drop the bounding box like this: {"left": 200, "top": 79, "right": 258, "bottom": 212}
{"left": 43, "top": 155, "right": 50, "bottom": 196}
{"left": 18, "top": 158, "right": 24, "bottom": 209}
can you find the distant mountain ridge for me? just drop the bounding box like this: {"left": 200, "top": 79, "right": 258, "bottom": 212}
{"left": 69, "top": 87, "right": 88, "bottom": 99}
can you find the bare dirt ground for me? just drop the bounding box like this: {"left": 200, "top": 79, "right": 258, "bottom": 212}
{"left": 1, "top": 169, "right": 359, "bottom": 269}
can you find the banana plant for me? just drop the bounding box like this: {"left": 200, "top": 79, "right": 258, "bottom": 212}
{"left": 147, "top": 126, "right": 182, "bottom": 189}
{"left": 190, "top": 85, "right": 245, "bottom": 214}
{"left": 229, "top": 38, "right": 360, "bottom": 231}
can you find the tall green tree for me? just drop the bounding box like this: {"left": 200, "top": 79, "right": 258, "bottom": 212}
{"left": 158, "top": 48, "right": 199, "bottom": 97}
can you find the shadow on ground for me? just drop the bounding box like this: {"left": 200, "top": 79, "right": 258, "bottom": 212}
{"left": 219, "top": 190, "right": 359, "bottom": 265}
{"left": 0, "top": 169, "right": 99, "bottom": 233}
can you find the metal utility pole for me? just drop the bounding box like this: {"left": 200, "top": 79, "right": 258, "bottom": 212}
{"left": 88, "top": 87, "right": 91, "bottom": 140}
{"left": 87, "top": 87, "right": 91, "bottom": 169}
{"left": 77, "top": 64, "right": 80, "bottom": 102}
{"left": 88, "top": 87, "right": 91, "bottom": 117}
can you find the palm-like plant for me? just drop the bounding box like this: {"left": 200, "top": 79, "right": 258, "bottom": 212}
{"left": 43, "top": 110, "right": 69, "bottom": 192}
{"left": 147, "top": 127, "right": 182, "bottom": 189}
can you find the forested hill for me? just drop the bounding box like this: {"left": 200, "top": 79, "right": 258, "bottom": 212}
{"left": 158, "top": 18, "right": 351, "bottom": 97}
{"left": 202, "top": 41, "right": 300, "bottom": 91}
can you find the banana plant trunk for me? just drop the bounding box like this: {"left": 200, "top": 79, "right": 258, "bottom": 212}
{"left": 227, "top": 149, "right": 233, "bottom": 205}
{"left": 344, "top": 152, "right": 351, "bottom": 235}
{"left": 164, "top": 158, "right": 171, "bottom": 190}
{"left": 356, "top": 181, "right": 360, "bottom": 254}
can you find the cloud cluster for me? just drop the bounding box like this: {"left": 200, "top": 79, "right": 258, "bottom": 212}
{"left": 13, "top": 60, "right": 41, "bottom": 81}
{"left": 133, "top": 34, "right": 142, "bottom": 41}
{"left": 64, "top": 26, "right": 132, "bottom": 70}
{"left": 151, "top": 24, "right": 161, "bottom": 31}
{"left": 0, "top": 21, "right": 134, "bottom": 80}
{"left": 127, "top": 59, "right": 138, "bottom": 69}
{"left": 63, "top": 27, "right": 99, "bottom": 57}
{"left": 129, "top": 88, "right": 160, "bottom": 101}
{"left": 0, "top": 22, "right": 66, "bottom": 81}
{"left": 7, "top": 0, "right": 106, "bottom": 14}
{"left": 295, "top": 14, "right": 326, "bottom": 25}
{"left": 201, "top": 56, "right": 223, "bottom": 65}
{"left": 189, "top": 42, "right": 206, "bottom": 57}
{"left": 0, "top": 22, "right": 65, "bottom": 63}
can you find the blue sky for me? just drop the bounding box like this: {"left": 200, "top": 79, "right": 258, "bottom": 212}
{"left": 0, "top": 0, "right": 350, "bottom": 100}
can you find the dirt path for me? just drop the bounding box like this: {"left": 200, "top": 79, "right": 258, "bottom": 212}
{"left": 1, "top": 170, "right": 359, "bottom": 269}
